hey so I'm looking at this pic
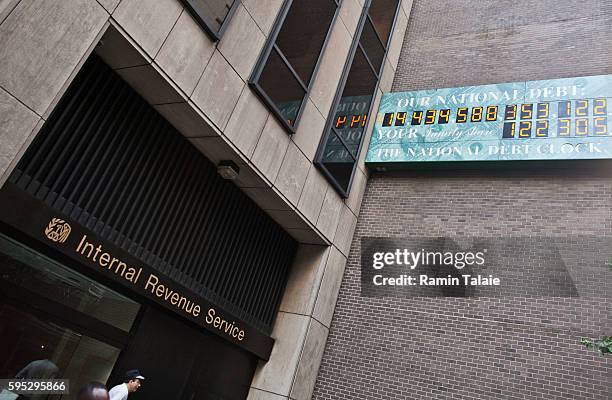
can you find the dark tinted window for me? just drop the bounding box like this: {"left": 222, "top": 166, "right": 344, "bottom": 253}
{"left": 315, "top": 0, "right": 400, "bottom": 196}
{"left": 276, "top": 1, "right": 337, "bottom": 85}
{"left": 259, "top": 48, "right": 306, "bottom": 126}
{"left": 336, "top": 48, "right": 377, "bottom": 156}
{"left": 368, "top": 0, "right": 398, "bottom": 44}
{"left": 183, "top": 0, "right": 237, "bottom": 38}
{"left": 320, "top": 130, "right": 355, "bottom": 191}
{"left": 251, "top": 0, "right": 339, "bottom": 131}
{"left": 360, "top": 19, "right": 385, "bottom": 72}
{"left": 320, "top": 48, "right": 377, "bottom": 193}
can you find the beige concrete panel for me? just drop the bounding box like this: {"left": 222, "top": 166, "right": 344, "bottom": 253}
{"left": 225, "top": 88, "right": 270, "bottom": 158}
{"left": 189, "top": 135, "right": 244, "bottom": 166}
{"left": 357, "top": 88, "right": 382, "bottom": 173}
{"left": 308, "top": 15, "right": 352, "bottom": 118}
{"left": 289, "top": 318, "right": 330, "bottom": 400}
{"left": 233, "top": 162, "right": 270, "bottom": 189}
{"left": 315, "top": 186, "right": 343, "bottom": 241}
{"left": 113, "top": 0, "right": 182, "bottom": 58}
{"left": 291, "top": 99, "right": 325, "bottom": 162}
{"left": 0, "top": 0, "right": 108, "bottom": 115}
{"left": 191, "top": 50, "right": 245, "bottom": 130}
{"left": 242, "top": 187, "right": 291, "bottom": 211}
{"left": 286, "top": 228, "right": 328, "bottom": 246}
{"left": 45, "top": 20, "right": 109, "bottom": 120}
{"left": 0, "top": 0, "right": 19, "bottom": 23}
{"left": 401, "top": 0, "right": 415, "bottom": 16}
{"left": 155, "top": 10, "right": 215, "bottom": 96}
{"left": 241, "top": 0, "right": 283, "bottom": 36}
{"left": 312, "top": 246, "right": 347, "bottom": 328}
{"left": 251, "top": 312, "right": 310, "bottom": 396}
{"left": 251, "top": 116, "right": 290, "bottom": 183}
{"left": 267, "top": 210, "right": 310, "bottom": 231}
{"left": 217, "top": 4, "right": 265, "bottom": 80}
{"left": 338, "top": 0, "right": 363, "bottom": 38}
{"left": 95, "top": 23, "right": 151, "bottom": 69}
{"left": 274, "top": 142, "right": 310, "bottom": 206}
{"left": 333, "top": 204, "right": 357, "bottom": 257}
{"left": 344, "top": 166, "right": 367, "bottom": 217}
{"left": 279, "top": 244, "right": 329, "bottom": 316}
{"left": 154, "top": 101, "right": 219, "bottom": 138}
{"left": 96, "top": 0, "right": 120, "bottom": 14}
{"left": 297, "top": 166, "right": 327, "bottom": 224}
{"left": 0, "top": 88, "right": 41, "bottom": 185}
{"left": 379, "top": 58, "right": 395, "bottom": 94}
{"left": 247, "top": 388, "right": 287, "bottom": 400}
{"left": 116, "top": 63, "right": 185, "bottom": 105}
{"left": 386, "top": 5, "right": 409, "bottom": 70}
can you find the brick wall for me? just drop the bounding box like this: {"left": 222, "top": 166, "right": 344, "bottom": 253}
{"left": 313, "top": 1, "right": 612, "bottom": 399}
{"left": 392, "top": 0, "right": 612, "bottom": 91}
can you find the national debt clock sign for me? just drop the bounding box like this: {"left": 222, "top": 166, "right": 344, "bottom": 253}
{"left": 365, "top": 75, "right": 612, "bottom": 166}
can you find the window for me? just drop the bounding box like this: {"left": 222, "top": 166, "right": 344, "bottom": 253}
{"left": 182, "top": 0, "right": 240, "bottom": 40}
{"left": 315, "top": 0, "right": 401, "bottom": 197}
{"left": 250, "top": 0, "right": 341, "bottom": 133}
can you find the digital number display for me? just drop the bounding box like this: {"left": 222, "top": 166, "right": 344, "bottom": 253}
{"left": 504, "top": 105, "right": 517, "bottom": 120}
{"left": 486, "top": 106, "right": 498, "bottom": 121}
{"left": 536, "top": 103, "right": 549, "bottom": 119}
{"left": 456, "top": 108, "right": 468, "bottom": 123}
{"left": 338, "top": 113, "right": 368, "bottom": 129}
{"left": 438, "top": 109, "right": 451, "bottom": 124}
{"left": 425, "top": 109, "right": 437, "bottom": 125}
{"left": 379, "top": 98, "right": 609, "bottom": 138}
{"left": 368, "top": 74, "right": 612, "bottom": 165}
{"left": 520, "top": 104, "right": 533, "bottom": 120}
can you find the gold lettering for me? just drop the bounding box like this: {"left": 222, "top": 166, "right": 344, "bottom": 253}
{"left": 177, "top": 296, "right": 186, "bottom": 309}
{"left": 155, "top": 284, "right": 165, "bottom": 297}
{"left": 192, "top": 305, "right": 200, "bottom": 317}
{"left": 76, "top": 235, "right": 86, "bottom": 252}
{"left": 204, "top": 308, "right": 245, "bottom": 341}
{"left": 99, "top": 253, "right": 110, "bottom": 266}
{"left": 81, "top": 241, "right": 94, "bottom": 258}
{"left": 206, "top": 308, "right": 215, "bottom": 324}
{"left": 170, "top": 292, "right": 180, "bottom": 305}
{"left": 124, "top": 267, "right": 137, "bottom": 282}
{"left": 184, "top": 300, "right": 195, "bottom": 314}
{"left": 145, "top": 274, "right": 159, "bottom": 292}
{"left": 115, "top": 261, "right": 127, "bottom": 276}
{"left": 92, "top": 245, "right": 102, "bottom": 262}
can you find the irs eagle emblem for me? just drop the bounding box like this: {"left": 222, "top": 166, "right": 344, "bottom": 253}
{"left": 44, "top": 218, "right": 71, "bottom": 243}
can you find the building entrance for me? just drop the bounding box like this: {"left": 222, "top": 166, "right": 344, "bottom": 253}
{"left": 110, "top": 306, "right": 257, "bottom": 400}
{"left": 0, "top": 233, "right": 139, "bottom": 399}
{"left": 0, "top": 232, "right": 258, "bottom": 400}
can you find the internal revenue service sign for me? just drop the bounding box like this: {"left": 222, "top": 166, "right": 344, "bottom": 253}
{"left": 365, "top": 75, "right": 612, "bottom": 166}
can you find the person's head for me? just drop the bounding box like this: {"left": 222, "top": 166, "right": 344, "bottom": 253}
{"left": 124, "top": 369, "right": 145, "bottom": 393}
{"left": 77, "top": 382, "right": 109, "bottom": 400}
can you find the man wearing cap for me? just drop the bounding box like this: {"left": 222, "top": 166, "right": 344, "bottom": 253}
{"left": 108, "top": 370, "right": 145, "bottom": 400}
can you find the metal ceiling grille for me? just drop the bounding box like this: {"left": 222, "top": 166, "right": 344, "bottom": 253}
{"left": 9, "top": 55, "right": 296, "bottom": 334}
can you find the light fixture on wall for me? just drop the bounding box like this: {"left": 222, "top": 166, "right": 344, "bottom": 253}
{"left": 217, "top": 160, "right": 240, "bottom": 180}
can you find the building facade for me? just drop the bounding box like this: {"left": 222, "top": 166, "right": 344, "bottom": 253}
{"left": 0, "top": 0, "right": 410, "bottom": 399}
{"left": 313, "top": 1, "right": 612, "bottom": 399}
{"left": 0, "top": 1, "right": 610, "bottom": 400}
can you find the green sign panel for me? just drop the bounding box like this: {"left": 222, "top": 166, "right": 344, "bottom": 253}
{"left": 366, "top": 75, "right": 612, "bottom": 165}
